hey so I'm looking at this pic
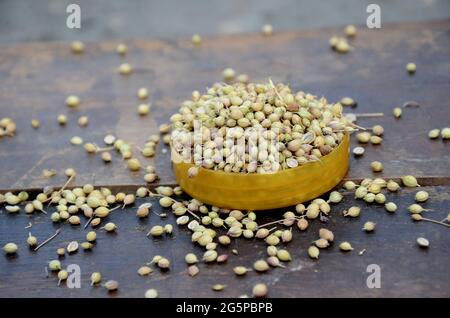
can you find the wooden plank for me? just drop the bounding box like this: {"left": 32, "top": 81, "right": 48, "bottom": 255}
{"left": 0, "top": 20, "right": 450, "bottom": 190}
{"left": 0, "top": 185, "right": 449, "bottom": 297}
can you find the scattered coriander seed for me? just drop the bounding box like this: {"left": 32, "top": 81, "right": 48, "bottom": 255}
{"left": 67, "top": 241, "right": 79, "bottom": 253}
{"left": 363, "top": 221, "right": 376, "bottom": 232}
{"left": 57, "top": 270, "right": 68, "bottom": 284}
{"left": 137, "top": 88, "right": 149, "bottom": 100}
{"left": 91, "top": 218, "right": 101, "bottom": 227}
{"left": 339, "top": 242, "right": 354, "bottom": 252}
{"left": 90, "top": 272, "right": 101, "bottom": 285}
{"left": 137, "top": 103, "right": 150, "bottom": 115}
{"left": 48, "top": 260, "right": 62, "bottom": 271}
{"left": 159, "top": 196, "right": 173, "bottom": 208}
{"left": 387, "top": 180, "right": 400, "bottom": 192}
{"left": 68, "top": 215, "right": 81, "bottom": 225}
{"left": 253, "top": 283, "right": 268, "bottom": 298}
{"left": 233, "top": 266, "right": 249, "bottom": 276}
{"left": 441, "top": 127, "right": 450, "bottom": 139}
{"left": 314, "top": 238, "right": 330, "bottom": 249}
{"left": 217, "top": 254, "right": 228, "bottom": 263}
{"left": 308, "top": 246, "right": 320, "bottom": 259}
{"left": 370, "top": 136, "right": 383, "bottom": 145}
{"left": 319, "top": 228, "right": 334, "bottom": 242}
{"left": 262, "top": 24, "right": 273, "bottom": 36}
{"left": 188, "top": 265, "right": 199, "bottom": 277}
{"left": 3, "top": 243, "right": 18, "bottom": 255}
{"left": 138, "top": 266, "right": 153, "bottom": 276}
{"left": 371, "top": 161, "right": 383, "bottom": 172}
{"left": 191, "top": 34, "right": 202, "bottom": 45}
{"left": 103, "top": 222, "right": 117, "bottom": 232}
{"left": 265, "top": 234, "right": 280, "bottom": 246}
{"left": 71, "top": 40, "right": 84, "bottom": 53}
{"left": 78, "top": 116, "right": 89, "bottom": 127}
{"left": 222, "top": 68, "right": 236, "bottom": 82}
{"left": 406, "top": 62, "right": 416, "bottom": 74}
{"left": 218, "top": 235, "right": 231, "bottom": 246}
{"left": 328, "top": 191, "right": 343, "bottom": 203}
{"left": 372, "top": 125, "right": 384, "bottom": 136}
{"left": 117, "top": 63, "right": 132, "bottom": 75}
{"left": 65, "top": 168, "right": 76, "bottom": 177}
{"left": 157, "top": 258, "right": 170, "bottom": 269}
{"left": 356, "top": 132, "right": 371, "bottom": 143}
{"left": 408, "top": 204, "right": 428, "bottom": 214}
{"left": 237, "top": 73, "right": 249, "bottom": 83}
{"left": 27, "top": 233, "right": 38, "bottom": 247}
{"left": 415, "top": 191, "right": 429, "bottom": 203}
{"left": 295, "top": 203, "right": 306, "bottom": 214}
{"left": 375, "top": 193, "right": 386, "bottom": 204}
{"left": 127, "top": 158, "right": 141, "bottom": 171}
{"left": 31, "top": 119, "right": 40, "bottom": 129}
{"left": 340, "top": 97, "right": 356, "bottom": 107}
{"left": 81, "top": 242, "right": 93, "bottom": 250}
{"left": 297, "top": 218, "right": 309, "bottom": 231}
{"left": 57, "top": 248, "right": 65, "bottom": 256}
{"left": 343, "top": 181, "right": 357, "bottom": 190}
{"left": 345, "top": 24, "right": 356, "bottom": 37}
{"left": 277, "top": 249, "right": 292, "bottom": 262}
{"left": 203, "top": 250, "right": 218, "bottom": 262}
{"left": 393, "top": 107, "right": 402, "bottom": 118}
{"left": 212, "top": 284, "right": 226, "bottom": 292}
{"left": 6, "top": 205, "right": 20, "bottom": 213}
{"left": 86, "top": 231, "right": 97, "bottom": 242}
{"left": 104, "top": 280, "right": 119, "bottom": 291}
{"left": 416, "top": 237, "right": 429, "bottom": 248}
{"left": 57, "top": 114, "right": 67, "bottom": 125}
{"left": 281, "top": 229, "right": 293, "bottom": 243}
{"left": 145, "top": 288, "right": 158, "bottom": 298}
{"left": 335, "top": 38, "right": 351, "bottom": 53}
{"left": 253, "top": 260, "right": 270, "bottom": 272}
{"left": 385, "top": 202, "right": 397, "bottom": 213}
{"left": 70, "top": 136, "right": 83, "bottom": 145}
{"left": 164, "top": 224, "right": 173, "bottom": 234}
{"left": 66, "top": 95, "right": 80, "bottom": 108}
{"left": 344, "top": 206, "right": 361, "bottom": 217}
{"left": 428, "top": 129, "right": 440, "bottom": 139}
{"left": 185, "top": 253, "right": 198, "bottom": 265}
{"left": 116, "top": 43, "right": 128, "bottom": 55}
{"left": 402, "top": 175, "right": 420, "bottom": 187}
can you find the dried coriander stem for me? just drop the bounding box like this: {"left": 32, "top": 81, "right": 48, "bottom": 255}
{"left": 420, "top": 217, "right": 450, "bottom": 227}
{"left": 258, "top": 216, "right": 304, "bottom": 228}
{"left": 34, "top": 229, "right": 61, "bottom": 251}
{"left": 354, "top": 112, "right": 384, "bottom": 118}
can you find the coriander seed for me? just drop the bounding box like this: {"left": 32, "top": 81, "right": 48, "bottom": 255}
{"left": 117, "top": 63, "right": 132, "bottom": 75}
{"left": 145, "top": 289, "right": 158, "bottom": 298}
{"left": 254, "top": 260, "right": 270, "bottom": 272}
{"left": 314, "top": 238, "right": 330, "bottom": 249}
{"left": 27, "top": 233, "right": 38, "bottom": 247}
{"left": 385, "top": 202, "right": 397, "bottom": 213}
{"left": 408, "top": 204, "right": 427, "bottom": 214}
{"left": 308, "top": 246, "right": 320, "bottom": 259}
{"left": 3, "top": 243, "right": 18, "bottom": 255}
{"left": 428, "top": 129, "right": 440, "bottom": 139}
{"left": 233, "top": 266, "right": 249, "bottom": 276}
{"left": 406, "top": 62, "right": 416, "bottom": 74}
{"left": 252, "top": 283, "right": 268, "bottom": 298}
{"left": 262, "top": 24, "right": 273, "bottom": 36}
{"left": 203, "top": 250, "right": 218, "bottom": 263}
{"left": 345, "top": 24, "right": 356, "bottom": 37}
{"left": 415, "top": 191, "right": 429, "bottom": 203}
{"left": 90, "top": 272, "right": 101, "bottom": 285}
{"left": 66, "top": 95, "right": 80, "bottom": 108}
{"left": 416, "top": 237, "right": 429, "bottom": 248}
{"left": 188, "top": 265, "right": 199, "bottom": 277}
{"left": 104, "top": 280, "right": 119, "bottom": 291}
{"left": 116, "top": 43, "right": 128, "bottom": 55}
{"left": 71, "top": 41, "right": 84, "bottom": 53}
{"left": 363, "top": 222, "right": 376, "bottom": 232}
{"left": 339, "top": 242, "right": 353, "bottom": 252}
{"left": 49, "top": 260, "right": 61, "bottom": 271}
{"left": 277, "top": 249, "right": 292, "bottom": 262}
{"left": 441, "top": 127, "right": 450, "bottom": 139}
{"left": 138, "top": 266, "right": 153, "bottom": 276}
{"left": 319, "top": 228, "right": 334, "bottom": 242}
{"left": 393, "top": 107, "right": 402, "bottom": 118}
{"left": 371, "top": 161, "right": 383, "bottom": 172}
{"left": 191, "top": 34, "right": 202, "bottom": 45}
{"left": 344, "top": 206, "right": 361, "bottom": 217}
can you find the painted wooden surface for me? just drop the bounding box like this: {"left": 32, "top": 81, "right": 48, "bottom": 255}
{"left": 0, "top": 20, "right": 449, "bottom": 297}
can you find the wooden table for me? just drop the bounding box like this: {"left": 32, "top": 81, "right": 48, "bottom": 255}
{"left": 0, "top": 20, "right": 449, "bottom": 298}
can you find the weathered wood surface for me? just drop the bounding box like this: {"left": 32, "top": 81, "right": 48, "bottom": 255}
{"left": 0, "top": 20, "right": 449, "bottom": 297}
{"left": 0, "top": 20, "right": 449, "bottom": 190}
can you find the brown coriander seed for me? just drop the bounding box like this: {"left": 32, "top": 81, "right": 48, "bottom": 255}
{"left": 104, "top": 280, "right": 119, "bottom": 291}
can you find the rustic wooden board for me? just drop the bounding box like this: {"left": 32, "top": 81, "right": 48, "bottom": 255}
{"left": 0, "top": 186, "right": 449, "bottom": 298}
{"left": 0, "top": 20, "right": 449, "bottom": 190}
{"left": 0, "top": 20, "right": 449, "bottom": 298}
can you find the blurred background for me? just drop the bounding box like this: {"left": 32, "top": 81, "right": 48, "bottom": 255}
{"left": 0, "top": 0, "right": 450, "bottom": 43}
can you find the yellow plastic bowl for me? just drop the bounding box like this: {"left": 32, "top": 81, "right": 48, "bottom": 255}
{"left": 173, "top": 134, "right": 349, "bottom": 210}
